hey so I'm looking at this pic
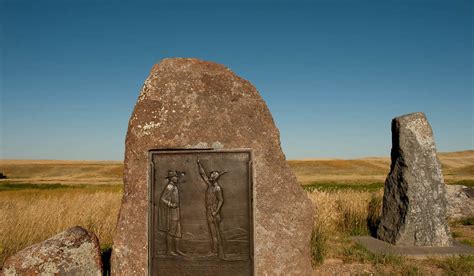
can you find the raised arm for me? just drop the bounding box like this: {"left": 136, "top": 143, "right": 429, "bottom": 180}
{"left": 197, "top": 159, "right": 211, "bottom": 186}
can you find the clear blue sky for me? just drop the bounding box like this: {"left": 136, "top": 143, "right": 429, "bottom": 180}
{"left": 0, "top": 0, "right": 472, "bottom": 160}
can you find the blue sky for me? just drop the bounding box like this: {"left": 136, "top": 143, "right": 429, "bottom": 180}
{"left": 0, "top": 0, "right": 472, "bottom": 160}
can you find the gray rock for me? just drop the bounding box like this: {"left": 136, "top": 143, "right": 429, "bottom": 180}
{"left": 111, "top": 58, "right": 314, "bottom": 275}
{"left": 446, "top": 184, "right": 474, "bottom": 220}
{"left": 2, "top": 226, "right": 102, "bottom": 275}
{"left": 377, "top": 112, "right": 453, "bottom": 247}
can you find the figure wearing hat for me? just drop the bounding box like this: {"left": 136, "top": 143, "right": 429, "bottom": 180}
{"left": 197, "top": 159, "right": 227, "bottom": 259}
{"left": 158, "top": 170, "right": 186, "bottom": 256}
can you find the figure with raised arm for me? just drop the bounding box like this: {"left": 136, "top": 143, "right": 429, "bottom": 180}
{"left": 197, "top": 159, "right": 227, "bottom": 259}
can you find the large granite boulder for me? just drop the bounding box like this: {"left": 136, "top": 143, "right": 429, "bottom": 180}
{"left": 377, "top": 112, "right": 453, "bottom": 247}
{"left": 111, "top": 58, "right": 314, "bottom": 275}
{"left": 446, "top": 185, "right": 474, "bottom": 220}
{"left": 2, "top": 226, "right": 102, "bottom": 275}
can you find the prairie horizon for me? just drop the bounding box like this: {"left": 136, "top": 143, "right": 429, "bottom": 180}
{"left": 1, "top": 150, "right": 472, "bottom": 186}
{"left": 2, "top": 149, "right": 472, "bottom": 162}
{"left": 1, "top": 149, "right": 472, "bottom": 273}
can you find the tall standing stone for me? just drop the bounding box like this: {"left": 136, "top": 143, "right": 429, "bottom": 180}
{"left": 377, "top": 112, "right": 452, "bottom": 246}
{"left": 111, "top": 58, "right": 314, "bottom": 275}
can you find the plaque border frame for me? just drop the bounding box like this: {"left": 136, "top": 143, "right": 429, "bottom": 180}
{"left": 147, "top": 148, "right": 255, "bottom": 275}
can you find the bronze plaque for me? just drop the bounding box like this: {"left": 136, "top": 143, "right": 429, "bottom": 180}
{"left": 148, "top": 149, "right": 254, "bottom": 276}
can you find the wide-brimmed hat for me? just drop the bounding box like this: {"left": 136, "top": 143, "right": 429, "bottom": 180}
{"left": 209, "top": 170, "right": 228, "bottom": 181}
{"left": 165, "top": 170, "right": 178, "bottom": 178}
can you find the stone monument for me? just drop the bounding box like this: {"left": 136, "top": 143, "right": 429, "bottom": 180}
{"left": 377, "top": 112, "right": 452, "bottom": 247}
{"left": 111, "top": 58, "right": 314, "bottom": 275}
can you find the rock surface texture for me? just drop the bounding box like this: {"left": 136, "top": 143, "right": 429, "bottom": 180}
{"left": 377, "top": 112, "right": 452, "bottom": 247}
{"left": 2, "top": 226, "right": 102, "bottom": 275}
{"left": 445, "top": 185, "right": 474, "bottom": 220}
{"left": 111, "top": 58, "right": 314, "bottom": 275}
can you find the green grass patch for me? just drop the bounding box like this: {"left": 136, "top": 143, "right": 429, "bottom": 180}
{"left": 0, "top": 183, "right": 74, "bottom": 191}
{"left": 432, "top": 255, "right": 474, "bottom": 275}
{"left": 460, "top": 239, "right": 474, "bottom": 247}
{"left": 310, "top": 225, "right": 327, "bottom": 266}
{"left": 0, "top": 182, "right": 122, "bottom": 192}
{"left": 342, "top": 243, "right": 403, "bottom": 266}
{"left": 302, "top": 182, "right": 384, "bottom": 192}
{"left": 451, "top": 180, "right": 474, "bottom": 187}
{"left": 460, "top": 217, "right": 474, "bottom": 226}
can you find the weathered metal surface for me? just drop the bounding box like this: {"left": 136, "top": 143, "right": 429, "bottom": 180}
{"left": 149, "top": 149, "right": 254, "bottom": 275}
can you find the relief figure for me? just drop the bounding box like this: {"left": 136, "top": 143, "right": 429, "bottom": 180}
{"left": 158, "top": 170, "right": 186, "bottom": 256}
{"left": 197, "top": 159, "right": 227, "bottom": 259}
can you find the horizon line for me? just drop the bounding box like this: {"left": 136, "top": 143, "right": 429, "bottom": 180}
{"left": 0, "top": 149, "right": 471, "bottom": 163}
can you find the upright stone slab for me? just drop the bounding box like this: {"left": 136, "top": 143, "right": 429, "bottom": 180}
{"left": 377, "top": 112, "right": 452, "bottom": 246}
{"left": 112, "top": 58, "right": 314, "bottom": 275}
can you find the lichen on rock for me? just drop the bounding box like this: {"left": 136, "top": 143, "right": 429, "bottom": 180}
{"left": 377, "top": 112, "right": 453, "bottom": 247}
{"left": 2, "top": 226, "right": 102, "bottom": 275}
{"left": 111, "top": 58, "right": 314, "bottom": 275}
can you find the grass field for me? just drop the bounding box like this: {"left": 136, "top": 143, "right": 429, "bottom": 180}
{"left": 0, "top": 185, "right": 122, "bottom": 266}
{"left": 308, "top": 189, "right": 474, "bottom": 275}
{"left": 0, "top": 150, "right": 472, "bottom": 274}
{"left": 0, "top": 160, "right": 122, "bottom": 185}
{"left": 288, "top": 150, "right": 474, "bottom": 185}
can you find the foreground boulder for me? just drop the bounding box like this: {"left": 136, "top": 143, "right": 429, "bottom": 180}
{"left": 2, "top": 226, "right": 102, "bottom": 275}
{"left": 112, "top": 58, "right": 314, "bottom": 275}
{"left": 377, "top": 112, "right": 452, "bottom": 246}
{"left": 446, "top": 185, "right": 474, "bottom": 220}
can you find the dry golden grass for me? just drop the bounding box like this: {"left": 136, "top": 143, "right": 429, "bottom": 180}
{"left": 0, "top": 150, "right": 472, "bottom": 272}
{"left": 0, "top": 160, "right": 122, "bottom": 185}
{"left": 289, "top": 150, "right": 474, "bottom": 184}
{"left": 0, "top": 187, "right": 122, "bottom": 265}
{"left": 0, "top": 150, "right": 471, "bottom": 185}
{"left": 308, "top": 190, "right": 382, "bottom": 237}
{"left": 308, "top": 189, "right": 474, "bottom": 275}
{"left": 309, "top": 189, "right": 382, "bottom": 266}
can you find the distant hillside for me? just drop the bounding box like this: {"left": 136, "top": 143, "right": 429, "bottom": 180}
{"left": 0, "top": 160, "right": 122, "bottom": 185}
{"left": 289, "top": 150, "right": 473, "bottom": 184}
{"left": 0, "top": 150, "right": 472, "bottom": 185}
